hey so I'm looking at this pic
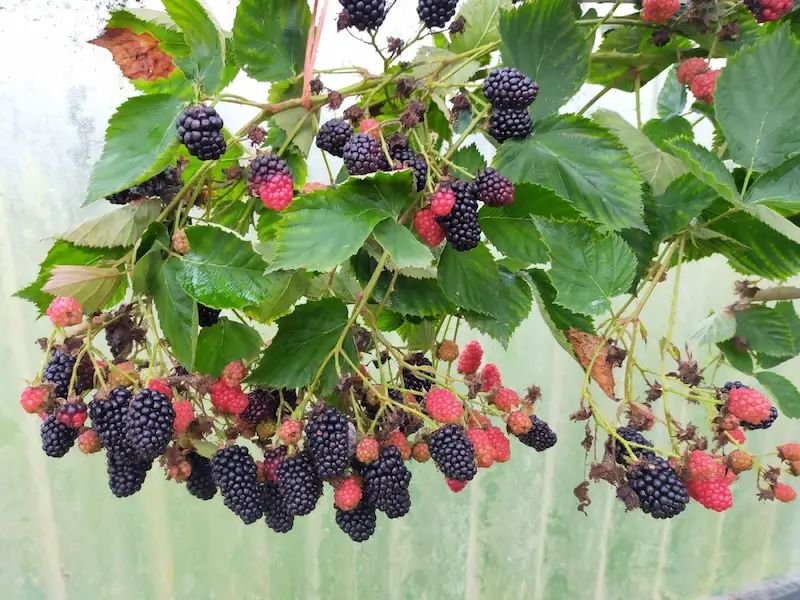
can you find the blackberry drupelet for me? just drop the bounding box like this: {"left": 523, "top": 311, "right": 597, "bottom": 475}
{"left": 402, "top": 353, "right": 434, "bottom": 393}
{"left": 746, "top": 405, "right": 779, "bottom": 430}
{"left": 473, "top": 168, "right": 514, "bottom": 206}
{"left": 417, "top": 0, "right": 459, "bottom": 28}
{"left": 429, "top": 424, "right": 477, "bottom": 482}
{"left": 343, "top": 133, "right": 389, "bottom": 176}
{"left": 186, "top": 452, "right": 217, "bottom": 500}
{"left": 722, "top": 381, "right": 747, "bottom": 393}
{"left": 275, "top": 452, "right": 323, "bottom": 516}
{"left": 89, "top": 386, "right": 134, "bottom": 459}
{"left": 483, "top": 68, "right": 539, "bottom": 109}
{"left": 361, "top": 446, "right": 412, "bottom": 518}
{"left": 246, "top": 153, "right": 291, "bottom": 196}
{"left": 176, "top": 105, "right": 226, "bottom": 161}
{"left": 336, "top": 500, "right": 377, "bottom": 541}
{"left": 240, "top": 388, "right": 279, "bottom": 425}
{"left": 211, "top": 445, "right": 264, "bottom": 524}
{"left": 306, "top": 405, "right": 352, "bottom": 479}
{"left": 489, "top": 108, "right": 532, "bottom": 143}
{"left": 263, "top": 481, "right": 294, "bottom": 533}
{"left": 339, "top": 0, "right": 387, "bottom": 31}
{"left": 42, "top": 352, "right": 77, "bottom": 399}
{"left": 517, "top": 416, "right": 557, "bottom": 451}
{"left": 435, "top": 179, "right": 481, "bottom": 251}
{"left": 627, "top": 456, "right": 689, "bottom": 519}
{"left": 124, "top": 389, "right": 175, "bottom": 461}
{"left": 390, "top": 146, "right": 428, "bottom": 192}
{"left": 613, "top": 426, "right": 656, "bottom": 464}
{"left": 316, "top": 119, "right": 353, "bottom": 157}
{"left": 107, "top": 454, "right": 150, "bottom": 498}
{"left": 198, "top": 304, "right": 221, "bottom": 328}
{"left": 41, "top": 415, "right": 78, "bottom": 458}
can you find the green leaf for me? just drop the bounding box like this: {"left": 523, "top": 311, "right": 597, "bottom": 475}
{"left": 526, "top": 268, "right": 595, "bottom": 333}
{"left": 195, "top": 317, "right": 263, "bottom": 376}
{"left": 305, "top": 270, "right": 361, "bottom": 303}
{"left": 592, "top": 109, "right": 685, "bottom": 195}
{"left": 162, "top": 0, "right": 225, "bottom": 93}
{"left": 449, "top": 145, "right": 486, "bottom": 182}
{"left": 233, "top": 0, "right": 310, "bottom": 82}
{"left": 256, "top": 209, "right": 282, "bottom": 242}
{"left": 499, "top": 0, "right": 589, "bottom": 123}
{"left": 398, "top": 320, "right": 438, "bottom": 352}
{"left": 243, "top": 270, "right": 311, "bottom": 324}
{"left": 372, "top": 220, "right": 433, "bottom": 270}
{"left": 56, "top": 199, "right": 161, "bottom": 248}
{"left": 657, "top": 67, "right": 688, "bottom": 118}
{"left": 193, "top": 440, "right": 217, "bottom": 459}
{"left": 376, "top": 309, "right": 405, "bottom": 332}
{"left": 478, "top": 191, "right": 550, "bottom": 263}
{"left": 41, "top": 266, "right": 126, "bottom": 314}
{"left": 177, "top": 226, "right": 271, "bottom": 309}
{"left": 756, "top": 301, "right": 800, "bottom": 368}
{"left": 270, "top": 108, "right": 315, "bottom": 157}
{"left": 716, "top": 25, "right": 800, "bottom": 172}
{"left": 755, "top": 371, "right": 800, "bottom": 418}
{"left": 495, "top": 114, "right": 644, "bottom": 232}
{"left": 642, "top": 116, "right": 694, "bottom": 151}
{"left": 132, "top": 247, "right": 164, "bottom": 295}
{"left": 247, "top": 298, "right": 357, "bottom": 393}
{"left": 212, "top": 196, "right": 252, "bottom": 236}
{"left": 743, "top": 155, "right": 800, "bottom": 210}
{"left": 735, "top": 305, "right": 795, "bottom": 357}
{"left": 449, "top": 0, "right": 512, "bottom": 54}
{"left": 412, "top": 48, "right": 481, "bottom": 118}
{"left": 744, "top": 204, "right": 800, "bottom": 245}
{"left": 535, "top": 219, "right": 637, "bottom": 316}
{"left": 717, "top": 339, "right": 754, "bottom": 375}
{"left": 153, "top": 257, "right": 198, "bottom": 370}
{"left": 136, "top": 222, "right": 171, "bottom": 260}
{"left": 462, "top": 267, "right": 532, "bottom": 348}
{"left": 437, "top": 244, "right": 502, "bottom": 315}
{"left": 690, "top": 310, "right": 737, "bottom": 345}
{"left": 666, "top": 138, "right": 739, "bottom": 202}
{"left": 652, "top": 174, "right": 719, "bottom": 239}
{"left": 86, "top": 94, "right": 183, "bottom": 204}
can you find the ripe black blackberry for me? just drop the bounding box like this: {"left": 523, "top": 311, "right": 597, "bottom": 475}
{"left": 429, "top": 424, "right": 477, "bottom": 482}
{"left": 483, "top": 68, "right": 539, "bottom": 109}
{"left": 489, "top": 108, "right": 532, "bottom": 143}
{"left": 104, "top": 312, "right": 137, "bottom": 360}
{"left": 108, "top": 167, "right": 183, "bottom": 205}
{"left": 211, "top": 445, "right": 264, "bottom": 524}
{"left": 417, "top": 0, "right": 458, "bottom": 28}
{"left": 746, "top": 405, "right": 779, "bottom": 430}
{"left": 627, "top": 456, "right": 689, "bottom": 519}
{"left": 612, "top": 426, "right": 656, "bottom": 464}
{"left": 306, "top": 405, "right": 352, "bottom": 479}
{"left": 402, "top": 353, "right": 434, "bottom": 393}
{"left": 275, "top": 452, "right": 323, "bottom": 516}
{"left": 517, "top": 416, "right": 557, "bottom": 451}
{"left": 354, "top": 326, "right": 373, "bottom": 353}
{"left": 316, "top": 119, "right": 353, "bottom": 158}
{"left": 435, "top": 180, "right": 481, "bottom": 251}
{"left": 124, "top": 389, "right": 175, "bottom": 461}
{"left": 186, "top": 452, "right": 217, "bottom": 501}
{"left": 336, "top": 500, "right": 377, "bottom": 541}
{"left": 473, "top": 168, "right": 514, "bottom": 206}
{"left": 89, "top": 386, "right": 134, "bottom": 460}
{"left": 107, "top": 454, "right": 150, "bottom": 498}
{"left": 240, "top": 388, "right": 279, "bottom": 425}
{"left": 343, "top": 133, "right": 389, "bottom": 176}
{"left": 198, "top": 303, "right": 221, "bottom": 328}
{"left": 390, "top": 146, "right": 428, "bottom": 192}
{"left": 41, "top": 415, "right": 78, "bottom": 458}
{"left": 263, "top": 481, "right": 294, "bottom": 533}
{"left": 722, "top": 381, "right": 747, "bottom": 393}
{"left": 106, "top": 189, "right": 138, "bottom": 205}
{"left": 246, "top": 153, "right": 291, "bottom": 196}
{"left": 338, "top": 0, "right": 386, "bottom": 31}
{"left": 361, "top": 445, "right": 412, "bottom": 518}
{"left": 42, "top": 352, "right": 76, "bottom": 399}
{"left": 176, "top": 105, "right": 226, "bottom": 161}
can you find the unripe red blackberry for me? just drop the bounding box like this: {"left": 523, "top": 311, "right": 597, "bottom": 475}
{"left": 417, "top": 0, "right": 458, "bottom": 28}
{"left": 361, "top": 445, "right": 412, "bottom": 518}
{"left": 338, "top": 0, "right": 387, "bottom": 31}
{"left": 247, "top": 153, "right": 291, "bottom": 196}
{"left": 336, "top": 499, "right": 377, "bottom": 541}
{"left": 263, "top": 480, "right": 294, "bottom": 533}
{"left": 627, "top": 456, "right": 689, "bottom": 519}
{"left": 435, "top": 179, "right": 481, "bottom": 251}
{"left": 176, "top": 105, "right": 226, "bottom": 161}
{"left": 124, "top": 389, "right": 175, "bottom": 461}
{"left": 489, "top": 108, "right": 532, "bottom": 143}
{"left": 473, "top": 168, "right": 515, "bottom": 206}
{"left": 343, "top": 133, "right": 389, "bottom": 176}
{"left": 306, "top": 405, "right": 352, "bottom": 479}
{"left": 429, "top": 424, "right": 477, "bottom": 482}
{"left": 211, "top": 445, "right": 264, "bottom": 524}
{"left": 316, "top": 118, "right": 353, "bottom": 157}
{"left": 276, "top": 452, "right": 323, "bottom": 516}
{"left": 41, "top": 414, "right": 78, "bottom": 458}
{"left": 390, "top": 146, "right": 428, "bottom": 192}
{"left": 107, "top": 454, "right": 150, "bottom": 498}
{"left": 483, "top": 68, "right": 539, "bottom": 109}
{"left": 745, "top": 0, "right": 793, "bottom": 21}
{"left": 516, "top": 415, "right": 557, "bottom": 451}
{"left": 186, "top": 452, "right": 217, "bottom": 501}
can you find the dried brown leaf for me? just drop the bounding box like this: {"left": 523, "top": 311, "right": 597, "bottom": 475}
{"left": 91, "top": 28, "right": 175, "bottom": 81}
{"left": 574, "top": 481, "right": 591, "bottom": 514}
{"left": 566, "top": 329, "right": 616, "bottom": 399}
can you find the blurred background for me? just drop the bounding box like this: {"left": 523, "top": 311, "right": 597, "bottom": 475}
{"left": 1, "top": 1, "right": 799, "bottom": 598}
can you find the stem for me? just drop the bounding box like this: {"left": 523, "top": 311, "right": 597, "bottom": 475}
{"left": 634, "top": 71, "right": 642, "bottom": 129}
{"left": 278, "top": 110, "right": 314, "bottom": 156}
{"left": 585, "top": 0, "right": 623, "bottom": 39}
{"left": 660, "top": 235, "right": 685, "bottom": 454}
{"left": 442, "top": 106, "right": 490, "bottom": 162}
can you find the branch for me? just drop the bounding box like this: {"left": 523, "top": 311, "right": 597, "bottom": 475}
{"left": 753, "top": 287, "right": 800, "bottom": 302}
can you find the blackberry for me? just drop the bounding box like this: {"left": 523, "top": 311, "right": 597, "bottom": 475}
{"left": 104, "top": 312, "right": 136, "bottom": 360}
{"left": 361, "top": 445, "right": 412, "bottom": 518}
{"left": 745, "top": 405, "right": 779, "bottom": 430}
{"left": 263, "top": 481, "right": 294, "bottom": 533}
{"left": 106, "top": 189, "right": 138, "bottom": 206}
{"left": 42, "top": 352, "right": 76, "bottom": 399}
{"left": 280, "top": 388, "right": 300, "bottom": 411}
{"left": 186, "top": 452, "right": 217, "bottom": 501}
{"left": 517, "top": 416, "right": 557, "bottom": 451}
{"left": 41, "top": 415, "right": 78, "bottom": 458}
{"left": 275, "top": 452, "right": 323, "bottom": 516}
{"left": 89, "top": 386, "right": 134, "bottom": 460}
{"left": 198, "top": 303, "right": 221, "bottom": 328}
{"left": 429, "top": 424, "right": 477, "bottom": 482}
{"left": 354, "top": 326, "right": 374, "bottom": 353}
{"left": 176, "top": 105, "right": 226, "bottom": 161}
{"left": 336, "top": 500, "right": 377, "bottom": 541}
{"left": 306, "top": 405, "right": 352, "bottom": 479}
{"left": 473, "top": 168, "right": 514, "bottom": 206}
{"left": 107, "top": 454, "right": 150, "bottom": 498}
{"left": 387, "top": 389, "right": 423, "bottom": 436}
{"left": 124, "top": 389, "right": 175, "bottom": 461}
{"left": 627, "top": 456, "right": 689, "bottom": 519}
{"left": 108, "top": 167, "right": 183, "bottom": 205}
{"left": 612, "top": 426, "right": 656, "bottom": 464}
{"left": 240, "top": 388, "right": 279, "bottom": 426}
{"left": 343, "top": 133, "right": 388, "bottom": 176}
{"left": 435, "top": 179, "right": 481, "bottom": 251}
{"left": 390, "top": 146, "right": 428, "bottom": 192}
{"left": 489, "top": 108, "right": 532, "bottom": 143}
{"left": 483, "top": 68, "right": 539, "bottom": 109}
{"left": 417, "top": 0, "right": 458, "bottom": 28}
{"left": 722, "top": 381, "right": 747, "bottom": 393}
{"left": 649, "top": 29, "right": 672, "bottom": 47}
{"left": 211, "top": 445, "right": 264, "bottom": 524}
{"left": 316, "top": 119, "right": 353, "bottom": 158}
{"left": 246, "top": 153, "right": 291, "bottom": 196}
{"left": 402, "top": 353, "right": 434, "bottom": 393}
{"left": 339, "top": 0, "right": 386, "bottom": 31}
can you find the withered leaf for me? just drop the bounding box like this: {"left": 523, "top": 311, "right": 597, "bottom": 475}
{"left": 566, "top": 329, "right": 616, "bottom": 399}
{"left": 574, "top": 481, "right": 591, "bottom": 514}
{"left": 581, "top": 424, "right": 594, "bottom": 452}
{"left": 91, "top": 28, "right": 176, "bottom": 82}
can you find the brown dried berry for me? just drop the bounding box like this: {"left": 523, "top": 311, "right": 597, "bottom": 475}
{"left": 728, "top": 450, "right": 753, "bottom": 473}
{"left": 437, "top": 340, "right": 459, "bottom": 362}
{"left": 172, "top": 229, "right": 190, "bottom": 255}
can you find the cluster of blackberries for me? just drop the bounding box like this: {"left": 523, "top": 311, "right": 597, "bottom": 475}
{"left": 417, "top": 0, "right": 458, "bottom": 28}
{"left": 483, "top": 67, "right": 538, "bottom": 142}
{"left": 176, "top": 105, "right": 226, "bottom": 161}
{"left": 106, "top": 167, "right": 182, "bottom": 205}
{"left": 720, "top": 382, "right": 779, "bottom": 430}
